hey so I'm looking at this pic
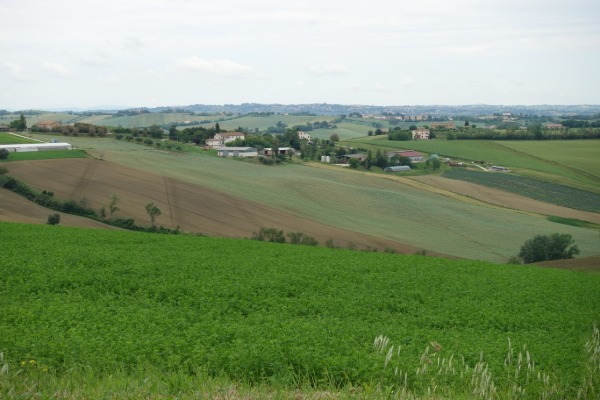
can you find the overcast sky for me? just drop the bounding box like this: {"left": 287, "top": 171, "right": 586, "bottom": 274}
{"left": 1, "top": 0, "right": 599, "bottom": 109}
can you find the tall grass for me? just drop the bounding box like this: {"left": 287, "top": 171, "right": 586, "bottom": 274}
{"left": 372, "top": 327, "right": 600, "bottom": 399}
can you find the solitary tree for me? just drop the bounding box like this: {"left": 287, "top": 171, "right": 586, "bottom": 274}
{"left": 145, "top": 202, "right": 161, "bottom": 225}
{"left": 329, "top": 133, "right": 340, "bottom": 142}
{"left": 108, "top": 195, "right": 119, "bottom": 220}
{"left": 518, "top": 233, "right": 579, "bottom": 264}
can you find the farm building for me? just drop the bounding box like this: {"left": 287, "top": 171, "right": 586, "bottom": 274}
{"left": 217, "top": 147, "right": 258, "bottom": 158}
{"left": 385, "top": 150, "right": 424, "bottom": 163}
{"left": 261, "top": 147, "right": 294, "bottom": 157}
{"left": 384, "top": 166, "right": 411, "bottom": 173}
{"left": 545, "top": 123, "right": 563, "bottom": 129}
{"left": 431, "top": 121, "right": 455, "bottom": 129}
{"left": 340, "top": 153, "right": 367, "bottom": 163}
{"left": 0, "top": 142, "right": 73, "bottom": 152}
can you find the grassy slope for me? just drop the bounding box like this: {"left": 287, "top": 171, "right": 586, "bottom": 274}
{"left": 1, "top": 222, "right": 599, "bottom": 397}
{"left": 24, "top": 134, "right": 600, "bottom": 263}
{"left": 0, "top": 150, "right": 87, "bottom": 162}
{"left": 0, "top": 133, "right": 39, "bottom": 144}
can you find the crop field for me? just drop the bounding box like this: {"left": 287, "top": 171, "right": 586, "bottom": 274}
{"left": 0, "top": 133, "right": 38, "bottom": 144}
{"left": 91, "top": 112, "right": 216, "bottom": 128}
{"left": 0, "top": 149, "right": 87, "bottom": 163}
{"left": 344, "top": 136, "right": 600, "bottom": 193}
{"left": 192, "top": 114, "right": 338, "bottom": 132}
{"left": 1, "top": 222, "right": 599, "bottom": 398}
{"left": 13, "top": 135, "right": 600, "bottom": 263}
{"left": 443, "top": 169, "right": 600, "bottom": 213}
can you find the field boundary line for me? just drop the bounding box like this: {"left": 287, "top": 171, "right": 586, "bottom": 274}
{"left": 163, "top": 177, "right": 176, "bottom": 227}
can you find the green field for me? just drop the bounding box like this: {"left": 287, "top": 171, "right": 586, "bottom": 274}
{"left": 0, "top": 133, "right": 39, "bottom": 144}
{"left": 1, "top": 222, "right": 599, "bottom": 398}
{"left": 26, "top": 134, "right": 600, "bottom": 263}
{"left": 444, "top": 169, "right": 600, "bottom": 213}
{"left": 344, "top": 136, "right": 600, "bottom": 193}
{"left": 0, "top": 149, "right": 87, "bottom": 162}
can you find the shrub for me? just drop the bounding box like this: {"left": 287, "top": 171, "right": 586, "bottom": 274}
{"left": 252, "top": 227, "right": 286, "bottom": 243}
{"left": 0, "top": 148, "right": 9, "bottom": 160}
{"left": 47, "top": 213, "right": 60, "bottom": 225}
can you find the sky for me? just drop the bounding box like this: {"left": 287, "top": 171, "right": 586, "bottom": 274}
{"left": 1, "top": 0, "right": 599, "bottom": 109}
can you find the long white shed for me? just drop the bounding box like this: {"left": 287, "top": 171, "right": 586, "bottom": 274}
{"left": 0, "top": 143, "right": 73, "bottom": 152}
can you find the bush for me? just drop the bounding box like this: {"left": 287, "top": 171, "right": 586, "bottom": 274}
{"left": 0, "top": 148, "right": 9, "bottom": 160}
{"left": 518, "top": 233, "right": 580, "bottom": 264}
{"left": 47, "top": 213, "right": 60, "bottom": 225}
{"left": 252, "top": 227, "right": 286, "bottom": 243}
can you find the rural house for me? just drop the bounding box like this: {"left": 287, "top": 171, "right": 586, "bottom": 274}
{"left": 411, "top": 128, "right": 430, "bottom": 140}
{"left": 34, "top": 120, "right": 63, "bottom": 131}
{"left": 545, "top": 123, "right": 563, "bottom": 129}
{"left": 298, "top": 131, "right": 312, "bottom": 141}
{"left": 431, "top": 121, "right": 455, "bottom": 129}
{"left": 206, "top": 132, "right": 245, "bottom": 148}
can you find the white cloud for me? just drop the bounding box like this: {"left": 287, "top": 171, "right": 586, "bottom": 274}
{"left": 42, "top": 62, "right": 72, "bottom": 78}
{"left": 399, "top": 77, "right": 415, "bottom": 86}
{"left": 306, "top": 63, "right": 349, "bottom": 77}
{"left": 177, "top": 57, "right": 257, "bottom": 78}
{"left": 98, "top": 75, "right": 121, "bottom": 84}
{"left": 1, "top": 62, "right": 33, "bottom": 82}
{"left": 445, "top": 44, "right": 493, "bottom": 55}
{"left": 123, "top": 37, "right": 146, "bottom": 51}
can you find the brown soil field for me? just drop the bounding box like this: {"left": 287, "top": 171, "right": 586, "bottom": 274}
{"left": 0, "top": 189, "right": 119, "bottom": 229}
{"left": 2, "top": 159, "right": 435, "bottom": 255}
{"left": 534, "top": 256, "right": 600, "bottom": 273}
{"left": 410, "top": 175, "right": 600, "bottom": 224}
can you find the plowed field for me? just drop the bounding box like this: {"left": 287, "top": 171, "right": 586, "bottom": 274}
{"left": 2, "top": 159, "right": 427, "bottom": 254}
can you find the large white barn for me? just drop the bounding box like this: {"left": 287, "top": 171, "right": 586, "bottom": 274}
{"left": 0, "top": 143, "right": 73, "bottom": 152}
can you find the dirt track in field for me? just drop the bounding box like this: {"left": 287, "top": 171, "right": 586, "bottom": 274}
{"left": 410, "top": 175, "right": 600, "bottom": 224}
{"left": 2, "top": 159, "right": 434, "bottom": 254}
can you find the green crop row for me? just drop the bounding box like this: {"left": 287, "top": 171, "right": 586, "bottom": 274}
{"left": 443, "top": 169, "right": 600, "bottom": 213}
{"left": 1, "top": 222, "right": 599, "bottom": 397}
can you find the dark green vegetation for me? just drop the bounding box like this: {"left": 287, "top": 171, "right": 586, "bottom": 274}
{"left": 518, "top": 233, "right": 580, "bottom": 264}
{"left": 444, "top": 169, "right": 600, "bottom": 213}
{"left": 1, "top": 222, "right": 599, "bottom": 398}
{"left": 0, "top": 150, "right": 87, "bottom": 162}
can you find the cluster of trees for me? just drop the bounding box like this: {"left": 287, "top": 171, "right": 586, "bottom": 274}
{"left": 112, "top": 108, "right": 150, "bottom": 117}
{"left": 560, "top": 119, "right": 600, "bottom": 128}
{"left": 251, "top": 227, "right": 318, "bottom": 246}
{"left": 112, "top": 125, "right": 163, "bottom": 138}
{"left": 292, "top": 120, "right": 338, "bottom": 132}
{"left": 7, "top": 114, "right": 27, "bottom": 130}
{"left": 515, "top": 233, "right": 580, "bottom": 264}
{"left": 447, "top": 126, "right": 600, "bottom": 140}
